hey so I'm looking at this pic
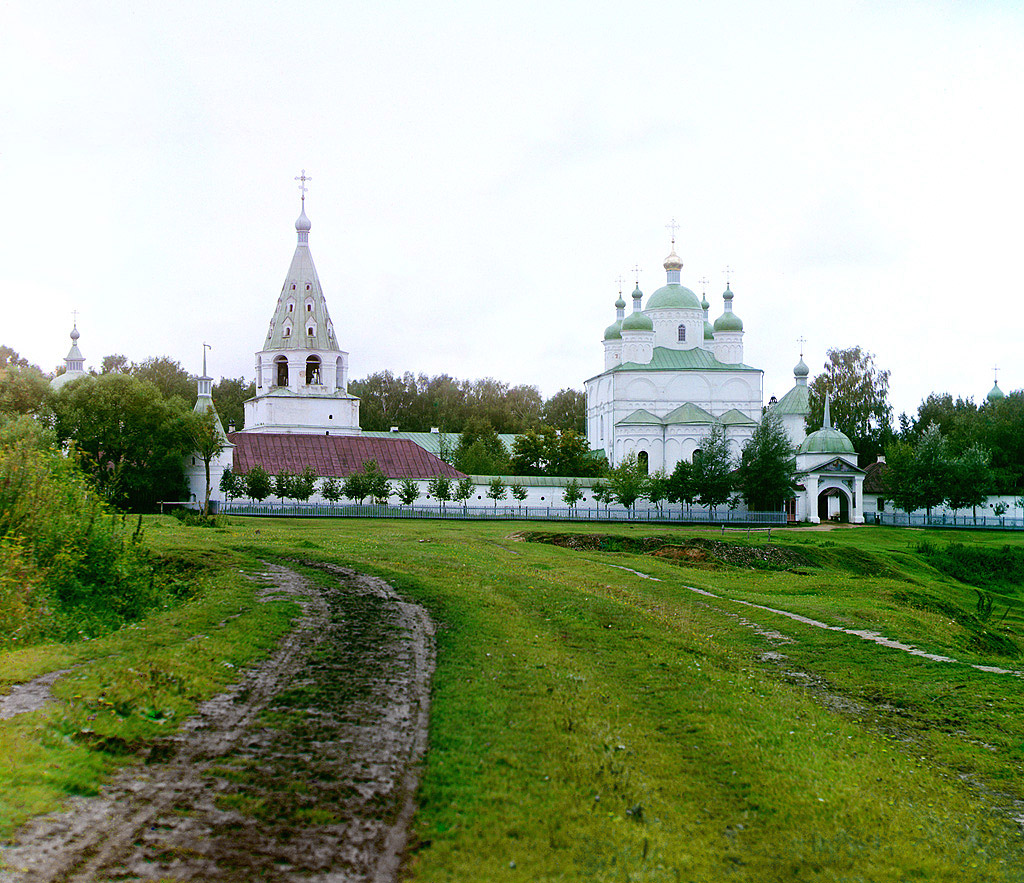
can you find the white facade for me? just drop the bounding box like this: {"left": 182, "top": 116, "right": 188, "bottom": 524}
{"left": 586, "top": 244, "right": 763, "bottom": 474}
{"left": 240, "top": 198, "right": 361, "bottom": 435}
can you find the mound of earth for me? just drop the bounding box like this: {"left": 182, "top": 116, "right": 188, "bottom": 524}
{"left": 517, "top": 532, "right": 812, "bottom": 571}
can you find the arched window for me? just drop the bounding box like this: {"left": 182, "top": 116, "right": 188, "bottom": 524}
{"left": 275, "top": 356, "right": 288, "bottom": 387}
{"left": 283, "top": 326, "right": 291, "bottom": 337}
{"left": 291, "top": 283, "right": 296, "bottom": 290}
{"left": 306, "top": 356, "right": 322, "bottom": 385}
{"left": 677, "top": 324, "right": 686, "bottom": 342}
{"left": 637, "top": 450, "right": 649, "bottom": 474}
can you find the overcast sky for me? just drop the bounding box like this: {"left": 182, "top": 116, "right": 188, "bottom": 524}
{"left": 3, "top": 1, "right": 1023, "bottom": 419}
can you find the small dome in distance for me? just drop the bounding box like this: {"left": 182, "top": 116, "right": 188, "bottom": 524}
{"left": 295, "top": 205, "right": 311, "bottom": 232}
{"left": 622, "top": 311, "right": 654, "bottom": 332}
{"left": 988, "top": 381, "right": 1005, "bottom": 403}
{"left": 794, "top": 357, "right": 809, "bottom": 378}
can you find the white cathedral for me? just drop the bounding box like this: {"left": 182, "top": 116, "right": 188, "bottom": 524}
{"left": 584, "top": 238, "right": 866, "bottom": 523}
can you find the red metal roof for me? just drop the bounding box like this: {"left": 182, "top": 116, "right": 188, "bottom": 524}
{"left": 228, "top": 432, "right": 464, "bottom": 480}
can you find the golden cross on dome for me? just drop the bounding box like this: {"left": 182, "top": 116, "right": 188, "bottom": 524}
{"left": 294, "top": 169, "right": 312, "bottom": 201}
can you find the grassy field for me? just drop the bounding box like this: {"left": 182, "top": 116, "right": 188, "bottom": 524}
{"left": 4, "top": 517, "right": 1024, "bottom": 881}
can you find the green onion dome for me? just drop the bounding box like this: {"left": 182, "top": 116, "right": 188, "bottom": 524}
{"left": 798, "top": 427, "right": 855, "bottom": 455}
{"left": 794, "top": 357, "right": 809, "bottom": 378}
{"left": 622, "top": 310, "right": 654, "bottom": 332}
{"left": 713, "top": 310, "right": 743, "bottom": 332}
{"left": 988, "top": 381, "right": 1005, "bottom": 403}
{"left": 704, "top": 320, "right": 715, "bottom": 340}
{"left": 604, "top": 320, "right": 623, "bottom": 340}
{"left": 646, "top": 284, "right": 702, "bottom": 310}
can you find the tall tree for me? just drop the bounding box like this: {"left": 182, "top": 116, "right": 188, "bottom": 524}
{"left": 0, "top": 358, "right": 50, "bottom": 416}
{"left": 607, "top": 454, "right": 649, "bottom": 514}
{"left": 212, "top": 377, "right": 256, "bottom": 432}
{"left": 542, "top": 388, "right": 586, "bottom": 434}
{"left": 736, "top": 410, "right": 797, "bottom": 512}
{"left": 453, "top": 418, "right": 510, "bottom": 475}
{"left": 884, "top": 424, "right": 953, "bottom": 517}
{"left": 692, "top": 425, "right": 735, "bottom": 515}
{"left": 131, "top": 356, "right": 196, "bottom": 403}
{"left": 807, "top": 346, "right": 893, "bottom": 461}
{"left": 945, "top": 444, "right": 991, "bottom": 520}
{"left": 48, "top": 374, "right": 193, "bottom": 510}
{"left": 665, "top": 459, "right": 696, "bottom": 517}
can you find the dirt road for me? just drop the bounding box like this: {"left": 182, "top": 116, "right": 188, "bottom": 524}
{"left": 0, "top": 562, "right": 435, "bottom": 883}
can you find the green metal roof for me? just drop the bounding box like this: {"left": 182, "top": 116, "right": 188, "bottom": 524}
{"left": 662, "top": 402, "right": 716, "bottom": 425}
{"left": 798, "top": 427, "right": 855, "bottom": 455}
{"left": 719, "top": 408, "right": 758, "bottom": 426}
{"left": 616, "top": 408, "right": 664, "bottom": 426}
{"left": 645, "top": 283, "right": 702, "bottom": 311}
{"left": 772, "top": 383, "right": 810, "bottom": 417}
{"left": 604, "top": 320, "right": 622, "bottom": 340}
{"left": 605, "top": 346, "right": 759, "bottom": 374}
{"left": 704, "top": 320, "right": 715, "bottom": 340}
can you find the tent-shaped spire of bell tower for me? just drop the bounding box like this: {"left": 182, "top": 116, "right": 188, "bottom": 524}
{"left": 240, "top": 170, "right": 361, "bottom": 435}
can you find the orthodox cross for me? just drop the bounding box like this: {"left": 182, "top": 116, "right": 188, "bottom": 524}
{"left": 632, "top": 264, "right": 641, "bottom": 287}
{"left": 723, "top": 265, "right": 732, "bottom": 286}
{"left": 797, "top": 336, "right": 806, "bottom": 358}
{"left": 295, "top": 169, "right": 312, "bottom": 203}
{"left": 698, "top": 276, "right": 709, "bottom": 295}
{"left": 71, "top": 309, "right": 79, "bottom": 327}
{"left": 665, "top": 217, "right": 680, "bottom": 245}
{"left": 203, "top": 342, "right": 211, "bottom": 377}
{"left": 616, "top": 275, "right": 625, "bottom": 295}
{"left": 994, "top": 364, "right": 1000, "bottom": 383}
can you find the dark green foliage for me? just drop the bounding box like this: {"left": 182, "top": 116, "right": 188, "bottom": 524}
{"left": 510, "top": 426, "right": 606, "bottom": 477}
{"left": 665, "top": 459, "right": 695, "bottom": 515}
{"left": 453, "top": 418, "right": 510, "bottom": 475}
{"left": 274, "top": 470, "right": 296, "bottom": 503}
{"left": 486, "top": 476, "right": 507, "bottom": 508}
{"left": 607, "top": 454, "right": 648, "bottom": 511}
{"left": 562, "top": 478, "right": 584, "bottom": 510}
{"left": 0, "top": 349, "right": 50, "bottom": 416}
{"left": 737, "top": 409, "right": 797, "bottom": 511}
{"left": 130, "top": 356, "right": 195, "bottom": 404}
{"left": 692, "top": 424, "right": 734, "bottom": 514}
{"left": 541, "top": 388, "right": 586, "bottom": 433}
{"left": 917, "top": 541, "right": 1024, "bottom": 597}
{"left": 397, "top": 478, "right": 420, "bottom": 506}
{"left": 219, "top": 467, "right": 243, "bottom": 501}
{"left": 320, "top": 476, "right": 344, "bottom": 503}
{"left": 244, "top": 466, "right": 272, "bottom": 502}
{"left": 211, "top": 376, "right": 255, "bottom": 432}
{"left": 0, "top": 427, "right": 173, "bottom": 647}
{"left": 428, "top": 474, "right": 453, "bottom": 509}
{"left": 646, "top": 471, "right": 668, "bottom": 513}
{"left": 48, "top": 373, "right": 193, "bottom": 511}
{"left": 509, "top": 481, "right": 528, "bottom": 508}
{"left": 291, "top": 466, "right": 319, "bottom": 503}
{"left": 453, "top": 477, "right": 475, "bottom": 509}
{"left": 807, "top": 346, "right": 893, "bottom": 461}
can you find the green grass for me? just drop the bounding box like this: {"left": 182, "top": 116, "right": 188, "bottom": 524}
{"left": 4, "top": 517, "right": 1024, "bottom": 881}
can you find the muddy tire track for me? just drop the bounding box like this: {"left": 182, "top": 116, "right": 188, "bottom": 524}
{"left": 0, "top": 562, "right": 435, "bottom": 883}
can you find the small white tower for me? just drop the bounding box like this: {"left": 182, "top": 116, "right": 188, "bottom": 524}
{"left": 185, "top": 343, "right": 235, "bottom": 510}
{"left": 620, "top": 284, "right": 654, "bottom": 364}
{"left": 713, "top": 284, "right": 744, "bottom": 364}
{"left": 51, "top": 321, "right": 88, "bottom": 390}
{"left": 602, "top": 283, "right": 626, "bottom": 369}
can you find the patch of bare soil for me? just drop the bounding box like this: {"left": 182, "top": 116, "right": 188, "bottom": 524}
{"left": 517, "top": 531, "right": 810, "bottom": 570}
{"left": 0, "top": 668, "right": 76, "bottom": 721}
{"left": 0, "top": 562, "right": 434, "bottom": 883}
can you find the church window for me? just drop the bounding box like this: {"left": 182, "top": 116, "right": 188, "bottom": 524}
{"left": 637, "top": 451, "right": 649, "bottom": 474}
{"left": 306, "top": 356, "right": 322, "bottom": 385}
{"left": 305, "top": 284, "right": 311, "bottom": 291}
{"left": 307, "top": 326, "right": 314, "bottom": 336}
{"left": 291, "top": 284, "right": 296, "bottom": 290}
{"left": 275, "top": 356, "right": 288, "bottom": 386}
{"left": 284, "top": 327, "right": 291, "bottom": 337}
{"left": 288, "top": 303, "right": 294, "bottom": 312}
{"left": 306, "top": 303, "right": 312, "bottom": 312}
{"left": 677, "top": 324, "right": 686, "bottom": 342}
